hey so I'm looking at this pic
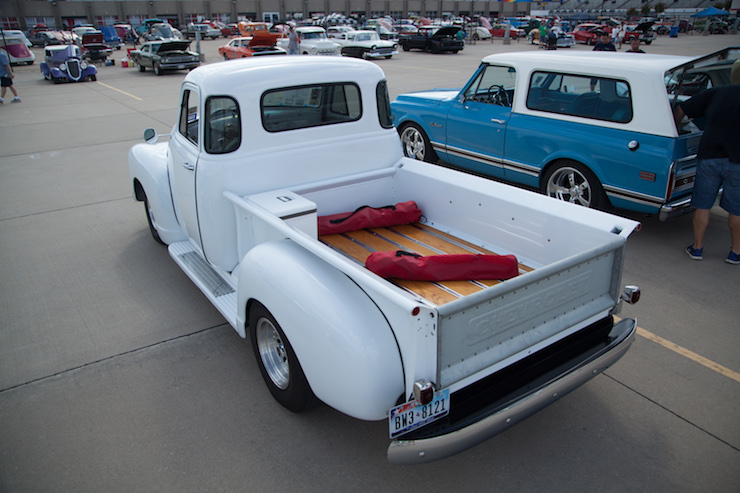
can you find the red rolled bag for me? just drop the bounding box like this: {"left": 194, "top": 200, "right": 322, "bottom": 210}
{"left": 366, "top": 250, "right": 520, "bottom": 281}
{"left": 317, "top": 201, "right": 422, "bottom": 236}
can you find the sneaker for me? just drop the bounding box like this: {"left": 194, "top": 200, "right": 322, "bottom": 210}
{"left": 686, "top": 244, "right": 703, "bottom": 260}
{"left": 11, "top": 98, "right": 20, "bottom": 103}
{"left": 0, "top": 98, "right": 3, "bottom": 104}
{"left": 727, "top": 251, "right": 740, "bottom": 265}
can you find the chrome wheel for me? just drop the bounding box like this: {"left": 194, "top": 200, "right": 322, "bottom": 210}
{"left": 543, "top": 162, "right": 605, "bottom": 209}
{"left": 399, "top": 124, "right": 435, "bottom": 162}
{"left": 248, "top": 302, "right": 314, "bottom": 412}
{"left": 255, "top": 316, "right": 290, "bottom": 390}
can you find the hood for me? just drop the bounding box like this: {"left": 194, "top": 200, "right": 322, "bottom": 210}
{"left": 634, "top": 21, "right": 655, "bottom": 31}
{"left": 433, "top": 26, "right": 461, "bottom": 37}
{"left": 249, "top": 33, "right": 279, "bottom": 47}
{"left": 154, "top": 40, "right": 193, "bottom": 52}
{"left": 82, "top": 33, "right": 105, "bottom": 44}
{"left": 395, "top": 88, "right": 460, "bottom": 106}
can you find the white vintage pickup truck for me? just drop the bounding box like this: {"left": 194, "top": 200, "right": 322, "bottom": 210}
{"left": 128, "top": 56, "right": 641, "bottom": 464}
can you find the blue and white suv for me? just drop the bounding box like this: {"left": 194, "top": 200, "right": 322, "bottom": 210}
{"left": 391, "top": 50, "right": 727, "bottom": 220}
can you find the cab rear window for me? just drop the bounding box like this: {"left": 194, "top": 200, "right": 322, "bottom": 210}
{"left": 527, "top": 71, "right": 633, "bottom": 123}
{"left": 261, "top": 83, "right": 362, "bottom": 132}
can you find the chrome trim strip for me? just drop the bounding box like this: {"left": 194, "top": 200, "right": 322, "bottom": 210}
{"left": 602, "top": 185, "right": 665, "bottom": 207}
{"left": 434, "top": 143, "right": 540, "bottom": 177}
{"left": 387, "top": 318, "right": 636, "bottom": 465}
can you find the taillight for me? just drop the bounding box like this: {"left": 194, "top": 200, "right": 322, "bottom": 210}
{"left": 666, "top": 161, "right": 677, "bottom": 200}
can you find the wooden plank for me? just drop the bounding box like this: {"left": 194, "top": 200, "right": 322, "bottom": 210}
{"left": 319, "top": 223, "right": 534, "bottom": 306}
{"left": 321, "top": 231, "right": 460, "bottom": 305}
{"left": 410, "top": 223, "right": 535, "bottom": 273}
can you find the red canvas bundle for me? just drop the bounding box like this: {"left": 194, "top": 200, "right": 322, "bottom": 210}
{"left": 366, "top": 251, "right": 519, "bottom": 282}
{"left": 317, "top": 201, "right": 422, "bottom": 236}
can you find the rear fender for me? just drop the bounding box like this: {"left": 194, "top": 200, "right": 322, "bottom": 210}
{"left": 238, "top": 239, "right": 404, "bottom": 421}
{"left": 128, "top": 141, "right": 186, "bottom": 244}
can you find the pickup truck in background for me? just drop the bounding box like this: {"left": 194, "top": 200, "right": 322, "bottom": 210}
{"left": 128, "top": 56, "right": 640, "bottom": 464}
{"left": 275, "top": 26, "right": 341, "bottom": 55}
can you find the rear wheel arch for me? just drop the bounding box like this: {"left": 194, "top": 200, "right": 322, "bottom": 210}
{"left": 398, "top": 121, "right": 438, "bottom": 163}
{"left": 539, "top": 158, "right": 609, "bottom": 210}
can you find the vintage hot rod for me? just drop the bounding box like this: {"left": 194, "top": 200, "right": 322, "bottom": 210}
{"left": 40, "top": 44, "right": 97, "bottom": 83}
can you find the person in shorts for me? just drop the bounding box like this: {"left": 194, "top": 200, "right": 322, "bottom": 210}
{"left": 674, "top": 60, "right": 740, "bottom": 264}
{"left": 0, "top": 49, "right": 21, "bottom": 104}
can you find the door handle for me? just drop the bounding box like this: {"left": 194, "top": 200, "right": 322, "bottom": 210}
{"left": 491, "top": 118, "right": 506, "bottom": 124}
{"left": 181, "top": 162, "right": 195, "bottom": 170}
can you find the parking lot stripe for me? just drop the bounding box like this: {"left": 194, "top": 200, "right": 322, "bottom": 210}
{"left": 95, "top": 81, "right": 143, "bottom": 101}
{"left": 635, "top": 326, "right": 740, "bottom": 384}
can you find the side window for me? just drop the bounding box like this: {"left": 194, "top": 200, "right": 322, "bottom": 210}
{"left": 178, "top": 89, "right": 199, "bottom": 145}
{"left": 205, "top": 96, "right": 240, "bottom": 154}
{"left": 527, "top": 71, "right": 633, "bottom": 123}
{"left": 463, "top": 64, "right": 516, "bottom": 107}
{"left": 261, "top": 83, "right": 362, "bottom": 132}
{"left": 376, "top": 80, "right": 394, "bottom": 129}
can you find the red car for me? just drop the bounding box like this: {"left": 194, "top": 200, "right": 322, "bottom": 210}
{"left": 571, "top": 23, "right": 606, "bottom": 45}
{"left": 490, "top": 23, "right": 525, "bottom": 39}
{"left": 218, "top": 35, "right": 285, "bottom": 59}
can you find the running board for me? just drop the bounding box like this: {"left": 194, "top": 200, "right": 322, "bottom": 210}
{"left": 168, "top": 241, "right": 238, "bottom": 329}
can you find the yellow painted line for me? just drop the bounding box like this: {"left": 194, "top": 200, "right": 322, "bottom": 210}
{"left": 95, "top": 81, "right": 143, "bottom": 101}
{"left": 635, "top": 325, "right": 740, "bottom": 384}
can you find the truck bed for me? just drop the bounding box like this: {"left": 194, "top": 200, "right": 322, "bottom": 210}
{"left": 320, "top": 223, "right": 534, "bottom": 306}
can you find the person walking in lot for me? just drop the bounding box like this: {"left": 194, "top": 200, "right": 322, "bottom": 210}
{"left": 612, "top": 25, "right": 621, "bottom": 49}
{"left": 625, "top": 38, "right": 645, "bottom": 53}
{"left": 675, "top": 60, "right": 740, "bottom": 265}
{"left": 592, "top": 33, "right": 616, "bottom": 51}
{"left": 0, "top": 50, "right": 21, "bottom": 104}
{"left": 287, "top": 26, "right": 299, "bottom": 55}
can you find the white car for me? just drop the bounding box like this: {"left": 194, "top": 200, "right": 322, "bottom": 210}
{"left": 0, "top": 35, "right": 36, "bottom": 65}
{"left": 187, "top": 23, "right": 221, "bottom": 40}
{"left": 2, "top": 29, "right": 32, "bottom": 47}
{"left": 327, "top": 26, "right": 355, "bottom": 38}
{"left": 335, "top": 30, "right": 399, "bottom": 59}
{"left": 470, "top": 26, "right": 492, "bottom": 40}
{"left": 276, "top": 26, "right": 341, "bottom": 55}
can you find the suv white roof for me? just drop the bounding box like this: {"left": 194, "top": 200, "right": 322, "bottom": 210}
{"left": 481, "top": 51, "right": 694, "bottom": 137}
{"left": 482, "top": 51, "right": 692, "bottom": 78}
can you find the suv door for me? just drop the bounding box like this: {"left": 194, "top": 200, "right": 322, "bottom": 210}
{"left": 444, "top": 64, "right": 516, "bottom": 179}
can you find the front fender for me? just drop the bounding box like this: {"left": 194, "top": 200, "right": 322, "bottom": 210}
{"left": 238, "top": 240, "right": 404, "bottom": 421}
{"left": 128, "top": 141, "right": 186, "bottom": 244}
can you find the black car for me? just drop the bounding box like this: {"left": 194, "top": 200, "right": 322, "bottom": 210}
{"left": 130, "top": 40, "right": 201, "bottom": 75}
{"left": 399, "top": 26, "right": 464, "bottom": 54}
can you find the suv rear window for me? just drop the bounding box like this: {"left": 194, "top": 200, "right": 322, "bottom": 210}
{"left": 527, "top": 71, "right": 633, "bottom": 123}
{"left": 261, "top": 83, "right": 362, "bottom": 132}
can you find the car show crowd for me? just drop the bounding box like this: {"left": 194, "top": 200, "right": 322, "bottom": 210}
{"left": 3, "top": 7, "right": 737, "bottom": 74}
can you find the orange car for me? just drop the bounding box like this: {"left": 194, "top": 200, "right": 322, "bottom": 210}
{"left": 218, "top": 35, "right": 286, "bottom": 59}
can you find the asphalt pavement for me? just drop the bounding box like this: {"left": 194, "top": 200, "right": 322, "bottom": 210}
{"left": 1, "top": 32, "right": 739, "bottom": 492}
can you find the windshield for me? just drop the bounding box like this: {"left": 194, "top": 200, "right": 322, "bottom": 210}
{"left": 302, "top": 31, "right": 327, "bottom": 40}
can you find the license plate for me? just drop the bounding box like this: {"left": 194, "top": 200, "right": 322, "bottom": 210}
{"left": 178, "top": 64, "right": 185, "bottom": 69}
{"left": 389, "top": 389, "right": 449, "bottom": 439}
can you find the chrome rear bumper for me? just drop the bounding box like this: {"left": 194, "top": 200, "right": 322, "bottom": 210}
{"left": 387, "top": 318, "right": 636, "bottom": 465}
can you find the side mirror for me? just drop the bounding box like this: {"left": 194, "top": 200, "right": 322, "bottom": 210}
{"left": 143, "top": 128, "right": 158, "bottom": 144}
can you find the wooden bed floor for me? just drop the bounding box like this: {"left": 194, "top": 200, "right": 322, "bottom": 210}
{"left": 319, "top": 223, "right": 533, "bottom": 306}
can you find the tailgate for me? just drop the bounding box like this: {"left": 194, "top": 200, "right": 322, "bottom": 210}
{"left": 437, "top": 237, "right": 625, "bottom": 388}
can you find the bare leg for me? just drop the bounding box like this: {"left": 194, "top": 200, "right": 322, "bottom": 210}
{"left": 729, "top": 214, "right": 740, "bottom": 254}
{"left": 692, "top": 208, "right": 711, "bottom": 249}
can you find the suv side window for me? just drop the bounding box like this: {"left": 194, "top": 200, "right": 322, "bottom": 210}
{"left": 261, "top": 83, "right": 362, "bottom": 132}
{"left": 463, "top": 64, "right": 516, "bottom": 107}
{"left": 527, "top": 71, "right": 633, "bottom": 123}
{"left": 178, "top": 89, "right": 199, "bottom": 145}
